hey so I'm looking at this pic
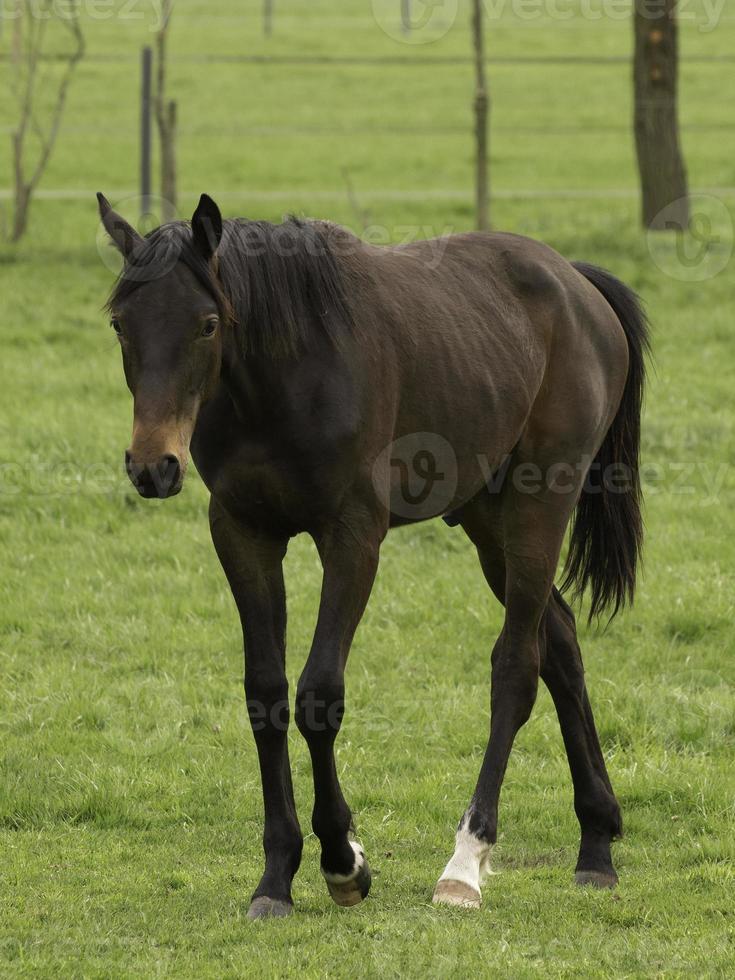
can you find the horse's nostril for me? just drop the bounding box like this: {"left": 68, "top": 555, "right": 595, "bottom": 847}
{"left": 160, "top": 453, "right": 181, "bottom": 486}
{"left": 124, "top": 450, "right": 183, "bottom": 498}
{"left": 124, "top": 449, "right": 140, "bottom": 482}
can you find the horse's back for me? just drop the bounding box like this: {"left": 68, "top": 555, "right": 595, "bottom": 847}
{"left": 347, "top": 230, "right": 630, "bottom": 513}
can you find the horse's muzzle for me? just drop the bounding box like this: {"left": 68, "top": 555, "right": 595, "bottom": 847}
{"left": 125, "top": 450, "right": 184, "bottom": 499}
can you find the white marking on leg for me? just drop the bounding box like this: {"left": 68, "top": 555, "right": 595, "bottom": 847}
{"left": 438, "top": 821, "right": 493, "bottom": 894}
{"left": 321, "top": 840, "right": 365, "bottom": 884}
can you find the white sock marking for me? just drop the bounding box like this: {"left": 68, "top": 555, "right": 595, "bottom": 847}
{"left": 438, "top": 823, "right": 492, "bottom": 894}
{"left": 322, "top": 840, "right": 365, "bottom": 884}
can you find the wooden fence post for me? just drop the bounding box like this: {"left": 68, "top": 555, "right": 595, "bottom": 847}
{"left": 472, "top": 0, "right": 490, "bottom": 231}
{"left": 155, "top": 1, "right": 177, "bottom": 222}
{"left": 141, "top": 46, "right": 153, "bottom": 218}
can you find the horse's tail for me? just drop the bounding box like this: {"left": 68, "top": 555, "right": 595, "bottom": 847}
{"left": 561, "top": 262, "right": 650, "bottom": 621}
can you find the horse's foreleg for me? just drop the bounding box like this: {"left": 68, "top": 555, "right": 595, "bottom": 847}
{"left": 209, "top": 498, "right": 302, "bottom": 920}
{"left": 295, "top": 507, "right": 384, "bottom": 907}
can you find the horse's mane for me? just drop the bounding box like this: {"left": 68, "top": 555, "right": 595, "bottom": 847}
{"left": 106, "top": 217, "right": 355, "bottom": 359}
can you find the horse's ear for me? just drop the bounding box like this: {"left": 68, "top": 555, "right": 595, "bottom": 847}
{"left": 97, "top": 193, "right": 143, "bottom": 258}
{"left": 191, "top": 194, "right": 223, "bottom": 261}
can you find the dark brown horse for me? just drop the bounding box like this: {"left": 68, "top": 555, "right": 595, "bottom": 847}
{"left": 98, "top": 192, "right": 648, "bottom": 918}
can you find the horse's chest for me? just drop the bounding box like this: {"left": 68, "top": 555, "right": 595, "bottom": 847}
{"left": 194, "top": 435, "right": 300, "bottom": 526}
{"left": 222, "top": 459, "right": 301, "bottom": 530}
{"left": 192, "top": 420, "right": 354, "bottom": 535}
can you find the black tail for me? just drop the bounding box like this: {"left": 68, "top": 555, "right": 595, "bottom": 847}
{"left": 561, "top": 262, "right": 650, "bottom": 621}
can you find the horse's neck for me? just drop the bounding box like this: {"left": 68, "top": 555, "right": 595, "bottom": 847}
{"left": 220, "top": 351, "right": 273, "bottom": 423}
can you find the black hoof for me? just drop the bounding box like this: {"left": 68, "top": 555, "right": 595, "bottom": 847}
{"left": 324, "top": 859, "right": 372, "bottom": 908}
{"left": 247, "top": 896, "right": 294, "bottom": 920}
{"left": 575, "top": 869, "right": 618, "bottom": 889}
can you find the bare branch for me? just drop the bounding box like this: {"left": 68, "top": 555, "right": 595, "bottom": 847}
{"left": 7, "top": 1, "right": 85, "bottom": 242}
{"left": 28, "top": 18, "right": 85, "bottom": 193}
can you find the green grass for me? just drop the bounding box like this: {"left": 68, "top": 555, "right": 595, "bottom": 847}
{"left": 1, "top": 2, "right": 734, "bottom": 976}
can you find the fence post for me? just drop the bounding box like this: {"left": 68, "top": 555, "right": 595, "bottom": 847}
{"left": 264, "top": 0, "right": 274, "bottom": 36}
{"left": 633, "top": 0, "right": 689, "bottom": 230}
{"left": 141, "top": 45, "right": 153, "bottom": 219}
{"left": 472, "top": 0, "right": 490, "bottom": 231}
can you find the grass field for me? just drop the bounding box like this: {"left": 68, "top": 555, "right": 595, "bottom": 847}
{"left": 1, "top": 2, "right": 734, "bottom": 976}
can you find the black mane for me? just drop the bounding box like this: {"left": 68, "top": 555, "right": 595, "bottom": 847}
{"left": 107, "top": 217, "right": 355, "bottom": 359}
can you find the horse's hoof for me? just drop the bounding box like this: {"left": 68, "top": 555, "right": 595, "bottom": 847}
{"left": 575, "top": 869, "right": 618, "bottom": 889}
{"left": 432, "top": 879, "right": 482, "bottom": 909}
{"left": 247, "top": 896, "right": 294, "bottom": 920}
{"left": 325, "top": 862, "right": 371, "bottom": 907}
{"left": 323, "top": 842, "right": 371, "bottom": 908}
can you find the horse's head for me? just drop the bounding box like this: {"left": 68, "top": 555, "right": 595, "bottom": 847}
{"left": 98, "top": 193, "right": 226, "bottom": 499}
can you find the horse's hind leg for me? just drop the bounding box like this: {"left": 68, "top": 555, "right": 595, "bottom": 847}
{"left": 541, "top": 588, "right": 622, "bottom": 887}
{"left": 432, "top": 497, "right": 506, "bottom": 907}
{"left": 432, "top": 464, "right": 581, "bottom": 909}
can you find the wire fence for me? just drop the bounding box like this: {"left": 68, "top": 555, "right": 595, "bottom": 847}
{"left": 1, "top": 52, "right": 734, "bottom": 65}
{"left": 1, "top": 29, "right": 732, "bottom": 205}
{"left": 1, "top": 50, "right": 731, "bottom": 138}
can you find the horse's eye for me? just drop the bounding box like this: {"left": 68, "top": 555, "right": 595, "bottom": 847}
{"left": 201, "top": 317, "right": 219, "bottom": 338}
{"left": 111, "top": 318, "right": 122, "bottom": 336}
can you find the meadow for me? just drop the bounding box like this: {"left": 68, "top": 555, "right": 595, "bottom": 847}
{"left": 0, "top": 2, "right": 734, "bottom": 976}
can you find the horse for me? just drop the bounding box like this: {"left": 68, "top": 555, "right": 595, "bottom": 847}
{"left": 97, "top": 192, "right": 648, "bottom": 918}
